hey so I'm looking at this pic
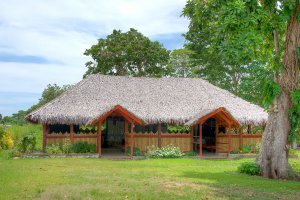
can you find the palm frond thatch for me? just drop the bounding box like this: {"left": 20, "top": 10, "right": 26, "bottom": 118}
{"left": 26, "top": 74, "right": 268, "bottom": 126}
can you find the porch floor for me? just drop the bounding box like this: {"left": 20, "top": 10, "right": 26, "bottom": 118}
{"left": 101, "top": 148, "right": 130, "bottom": 160}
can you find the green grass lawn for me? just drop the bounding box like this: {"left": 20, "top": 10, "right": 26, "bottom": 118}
{"left": 0, "top": 157, "right": 299, "bottom": 200}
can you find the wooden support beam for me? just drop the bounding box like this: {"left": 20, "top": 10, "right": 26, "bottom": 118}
{"left": 239, "top": 126, "right": 243, "bottom": 149}
{"left": 97, "top": 122, "right": 102, "bottom": 156}
{"left": 247, "top": 125, "right": 251, "bottom": 134}
{"left": 228, "top": 124, "right": 232, "bottom": 154}
{"left": 130, "top": 123, "right": 135, "bottom": 157}
{"left": 124, "top": 120, "right": 128, "bottom": 152}
{"left": 42, "top": 124, "right": 48, "bottom": 151}
{"left": 200, "top": 123, "right": 203, "bottom": 158}
{"left": 190, "top": 126, "right": 194, "bottom": 151}
{"left": 158, "top": 123, "right": 162, "bottom": 148}
{"left": 215, "top": 121, "right": 219, "bottom": 153}
{"left": 70, "top": 124, "right": 74, "bottom": 144}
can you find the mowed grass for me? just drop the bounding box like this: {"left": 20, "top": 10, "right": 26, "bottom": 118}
{"left": 0, "top": 157, "right": 299, "bottom": 200}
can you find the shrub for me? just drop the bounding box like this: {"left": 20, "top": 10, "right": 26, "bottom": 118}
{"left": 126, "top": 147, "right": 144, "bottom": 156}
{"left": 146, "top": 145, "right": 183, "bottom": 158}
{"left": 289, "top": 149, "right": 296, "bottom": 155}
{"left": 238, "top": 162, "right": 260, "bottom": 176}
{"left": 19, "top": 134, "right": 36, "bottom": 153}
{"left": 72, "top": 141, "right": 96, "bottom": 153}
{"left": 241, "top": 145, "right": 252, "bottom": 154}
{"left": 0, "top": 131, "right": 14, "bottom": 150}
{"left": 230, "top": 150, "right": 238, "bottom": 154}
{"left": 45, "top": 144, "right": 63, "bottom": 154}
{"left": 254, "top": 142, "right": 261, "bottom": 153}
{"left": 185, "top": 151, "right": 197, "bottom": 156}
{"left": 62, "top": 139, "right": 73, "bottom": 154}
{"left": 0, "top": 148, "right": 20, "bottom": 159}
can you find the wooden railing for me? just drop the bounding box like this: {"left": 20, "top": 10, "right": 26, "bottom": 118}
{"left": 125, "top": 132, "right": 192, "bottom": 152}
{"left": 47, "top": 132, "right": 97, "bottom": 145}
{"left": 216, "top": 133, "right": 262, "bottom": 153}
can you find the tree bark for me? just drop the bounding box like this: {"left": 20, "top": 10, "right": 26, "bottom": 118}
{"left": 257, "top": 4, "right": 300, "bottom": 179}
{"left": 257, "top": 91, "right": 290, "bottom": 179}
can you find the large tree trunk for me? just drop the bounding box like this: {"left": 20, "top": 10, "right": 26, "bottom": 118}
{"left": 257, "top": 4, "right": 300, "bottom": 179}
{"left": 257, "top": 92, "right": 290, "bottom": 179}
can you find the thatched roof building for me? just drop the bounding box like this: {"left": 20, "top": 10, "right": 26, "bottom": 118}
{"left": 26, "top": 74, "right": 268, "bottom": 126}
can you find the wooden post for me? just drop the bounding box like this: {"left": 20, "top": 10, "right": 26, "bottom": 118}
{"left": 70, "top": 124, "right": 74, "bottom": 144}
{"left": 215, "top": 121, "right": 219, "bottom": 153}
{"left": 239, "top": 126, "right": 243, "bottom": 149}
{"left": 158, "top": 123, "right": 162, "bottom": 148}
{"left": 97, "top": 122, "right": 102, "bottom": 156}
{"left": 200, "top": 123, "right": 203, "bottom": 158}
{"left": 190, "top": 126, "right": 194, "bottom": 151}
{"left": 124, "top": 121, "right": 128, "bottom": 152}
{"left": 228, "top": 124, "right": 232, "bottom": 153}
{"left": 247, "top": 125, "right": 251, "bottom": 134}
{"left": 42, "top": 124, "right": 48, "bottom": 151}
{"left": 130, "top": 123, "right": 135, "bottom": 157}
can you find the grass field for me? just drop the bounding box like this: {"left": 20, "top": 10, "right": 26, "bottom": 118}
{"left": 0, "top": 156, "right": 299, "bottom": 200}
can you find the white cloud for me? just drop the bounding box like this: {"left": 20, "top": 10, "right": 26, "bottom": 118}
{"left": 0, "top": 0, "right": 189, "bottom": 115}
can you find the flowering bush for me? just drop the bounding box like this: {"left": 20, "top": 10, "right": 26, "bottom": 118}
{"left": 0, "top": 131, "right": 14, "bottom": 150}
{"left": 146, "top": 145, "right": 183, "bottom": 158}
{"left": 62, "top": 139, "right": 73, "bottom": 154}
{"left": 45, "top": 144, "right": 63, "bottom": 154}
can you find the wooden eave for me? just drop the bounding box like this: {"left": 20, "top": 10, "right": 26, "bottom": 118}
{"left": 92, "top": 105, "right": 144, "bottom": 125}
{"left": 193, "top": 107, "right": 240, "bottom": 127}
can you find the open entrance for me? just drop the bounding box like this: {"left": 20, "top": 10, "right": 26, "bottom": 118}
{"left": 193, "top": 118, "right": 218, "bottom": 155}
{"left": 92, "top": 105, "right": 144, "bottom": 157}
{"left": 190, "top": 107, "right": 240, "bottom": 157}
{"left": 102, "top": 116, "right": 125, "bottom": 156}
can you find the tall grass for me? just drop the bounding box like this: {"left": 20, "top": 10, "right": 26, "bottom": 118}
{"left": 6, "top": 124, "right": 43, "bottom": 149}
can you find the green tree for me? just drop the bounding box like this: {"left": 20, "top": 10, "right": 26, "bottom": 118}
{"left": 167, "top": 48, "right": 195, "bottom": 78}
{"left": 183, "top": 0, "right": 267, "bottom": 96}
{"left": 183, "top": 0, "right": 300, "bottom": 179}
{"left": 84, "top": 28, "right": 170, "bottom": 77}
{"left": 238, "top": 62, "right": 272, "bottom": 106}
{"left": 27, "top": 84, "right": 72, "bottom": 114}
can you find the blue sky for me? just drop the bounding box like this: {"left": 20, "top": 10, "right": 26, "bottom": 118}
{"left": 0, "top": 0, "right": 189, "bottom": 116}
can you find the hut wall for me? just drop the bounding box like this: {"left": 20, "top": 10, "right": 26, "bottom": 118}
{"left": 125, "top": 133, "right": 192, "bottom": 152}
{"left": 161, "top": 134, "right": 191, "bottom": 152}
{"left": 47, "top": 132, "right": 97, "bottom": 145}
{"left": 216, "top": 134, "right": 262, "bottom": 153}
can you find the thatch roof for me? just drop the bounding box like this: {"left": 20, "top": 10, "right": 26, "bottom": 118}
{"left": 26, "top": 74, "right": 268, "bottom": 126}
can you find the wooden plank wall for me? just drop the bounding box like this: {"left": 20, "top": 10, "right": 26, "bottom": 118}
{"left": 216, "top": 134, "right": 262, "bottom": 153}
{"left": 125, "top": 133, "right": 192, "bottom": 152}
{"left": 47, "top": 132, "right": 97, "bottom": 145}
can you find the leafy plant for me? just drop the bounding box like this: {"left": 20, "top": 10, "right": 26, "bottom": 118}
{"left": 72, "top": 141, "right": 96, "bottom": 153}
{"left": 45, "top": 144, "right": 63, "bottom": 154}
{"left": 230, "top": 150, "right": 238, "bottom": 154}
{"left": 19, "top": 133, "right": 36, "bottom": 153}
{"left": 146, "top": 145, "right": 183, "bottom": 158}
{"left": 62, "top": 139, "right": 73, "bottom": 154}
{"left": 167, "top": 125, "right": 189, "bottom": 133}
{"left": 238, "top": 162, "right": 261, "bottom": 176}
{"left": 289, "top": 149, "right": 296, "bottom": 155}
{"left": 126, "top": 147, "right": 144, "bottom": 156}
{"left": 241, "top": 145, "right": 252, "bottom": 154}
{"left": 0, "top": 148, "right": 20, "bottom": 159}
{"left": 184, "top": 151, "right": 197, "bottom": 156}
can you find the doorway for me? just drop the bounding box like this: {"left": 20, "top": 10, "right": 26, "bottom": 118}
{"left": 102, "top": 116, "right": 125, "bottom": 155}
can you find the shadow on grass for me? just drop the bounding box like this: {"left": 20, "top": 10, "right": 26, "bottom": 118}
{"left": 179, "top": 170, "right": 300, "bottom": 200}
